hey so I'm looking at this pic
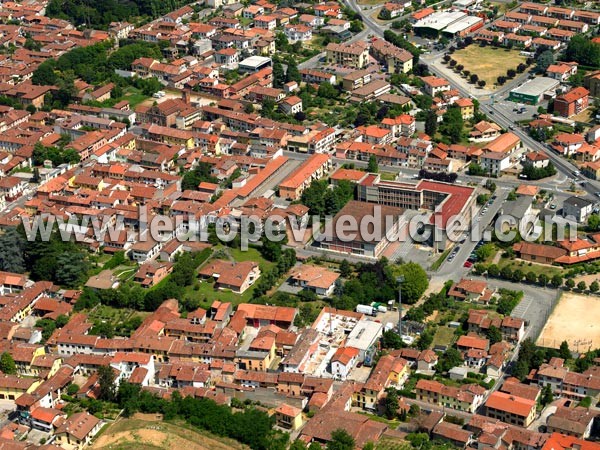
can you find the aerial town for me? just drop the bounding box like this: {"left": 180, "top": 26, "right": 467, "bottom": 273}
{"left": 0, "top": 0, "right": 596, "bottom": 449}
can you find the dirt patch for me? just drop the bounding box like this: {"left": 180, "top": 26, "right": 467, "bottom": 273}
{"left": 92, "top": 418, "right": 247, "bottom": 450}
{"left": 537, "top": 292, "right": 600, "bottom": 352}
{"left": 451, "top": 46, "right": 527, "bottom": 90}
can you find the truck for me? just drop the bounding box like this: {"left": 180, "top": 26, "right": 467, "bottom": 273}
{"left": 356, "top": 304, "right": 375, "bottom": 316}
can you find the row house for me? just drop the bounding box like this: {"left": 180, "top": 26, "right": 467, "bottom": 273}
{"left": 353, "top": 355, "right": 409, "bottom": 411}
{"left": 415, "top": 379, "right": 486, "bottom": 413}
{"left": 279, "top": 153, "right": 331, "bottom": 200}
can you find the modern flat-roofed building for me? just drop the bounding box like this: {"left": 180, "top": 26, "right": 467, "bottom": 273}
{"left": 345, "top": 319, "right": 383, "bottom": 365}
{"left": 239, "top": 56, "right": 272, "bottom": 73}
{"left": 509, "top": 77, "right": 560, "bottom": 104}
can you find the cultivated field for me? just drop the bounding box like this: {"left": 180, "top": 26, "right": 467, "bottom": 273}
{"left": 92, "top": 415, "right": 248, "bottom": 450}
{"left": 451, "top": 46, "right": 527, "bottom": 89}
{"left": 537, "top": 292, "right": 600, "bottom": 351}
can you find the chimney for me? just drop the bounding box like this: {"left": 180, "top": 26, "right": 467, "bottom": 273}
{"left": 182, "top": 90, "right": 191, "bottom": 105}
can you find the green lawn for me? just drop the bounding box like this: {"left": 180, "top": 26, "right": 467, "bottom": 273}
{"left": 181, "top": 246, "right": 275, "bottom": 308}
{"left": 497, "top": 258, "right": 562, "bottom": 278}
{"left": 122, "top": 87, "right": 149, "bottom": 108}
{"left": 431, "top": 249, "right": 451, "bottom": 271}
{"left": 432, "top": 326, "right": 456, "bottom": 348}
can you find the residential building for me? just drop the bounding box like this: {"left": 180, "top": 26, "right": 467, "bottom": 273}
{"left": 485, "top": 391, "right": 537, "bottom": 427}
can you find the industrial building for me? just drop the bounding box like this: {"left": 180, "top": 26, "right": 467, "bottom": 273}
{"left": 508, "top": 77, "right": 560, "bottom": 104}
{"left": 239, "top": 56, "right": 272, "bottom": 73}
{"left": 345, "top": 319, "right": 383, "bottom": 365}
{"left": 413, "top": 10, "right": 483, "bottom": 37}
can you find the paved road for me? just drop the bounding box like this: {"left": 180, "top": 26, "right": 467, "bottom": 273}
{"left": 434, "top": 186, "right": 509, "bottom": 279}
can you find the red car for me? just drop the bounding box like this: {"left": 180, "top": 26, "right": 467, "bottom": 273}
{"left": 463, "top": 261, "right": 473, "bottom": 268}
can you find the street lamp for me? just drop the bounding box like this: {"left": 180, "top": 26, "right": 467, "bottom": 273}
{"left": 397, "top": 275, "right": 405, "bottom": 337}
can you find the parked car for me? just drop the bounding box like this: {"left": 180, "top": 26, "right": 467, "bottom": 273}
{"left": 464, "top": 261, "right": 473, "bottom": 268}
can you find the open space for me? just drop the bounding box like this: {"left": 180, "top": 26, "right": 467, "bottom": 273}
{"left": 537, "top": 292, "right": 600, "bottom": 351}
{"left": 92, "top": 415, "right": 248, "bottom": 450}
{"left": 451, "top": 46, "right": 527, "bottom": 89}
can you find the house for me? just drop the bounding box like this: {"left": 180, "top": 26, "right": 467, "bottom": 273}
{"left": 542, "top": 433, "right": 600, "bottom": 450}
{"left": 546, "top": 62, "right": 578, "bottom": 82}
{"left": 563, "top": 196, "right": 594, "bottom": 223}
{"left": 526, "top": 151, "right": 550, "bottom": 168}
{"left": 54, "top": 411, "right": 102, "bottom": 449}
{"left": 485, "top": 391, "right": 537, "bottom": 427}
{"left": 279, "top": 96, "right": 303, "bottom": 115}
{"left": 554, "top": 87, "right": 589, "bottom": 118}
{"left": 0, "top": 176, "right": 27, "bottom": 201}
{"left": 432, "top": 422, "right": 473, "bottom": 448}
{"left": 283, "top": 24, "right": 312, "bottom": 42}
{"left": 479, "top": 151, "right": 511, "bottom": 176}
{"left": 470, "top": 121, "right": 501, "bottom": 142}
{"left": 421, "top": 76, "right": 450, "bottom": 97}
{"left": 133, "top": 261, "right": 173, "bottom": 288}
{"left": 553, "top": 133, "right": 585, "bottom": 156}
{"left": 546, "top": 406, "right": 597, "bottom": 439}
{"left": 198, "top": 260, "right": 261, "bottom": 294}
{"left": 448, "top": 279, "right": 494, "bottom": 303}
{"left": 457, "top": 334, "right": 490, "bottom": 352}
{"left": 455, "top": 98, "right": 474, "bottom": 120}
{"left": 29, "top": 407, "right": 67, "bottom": 432}
{"left": 275, "top": 404, "right": 303, "bottom": 430}
{"left": 289, "top": 264, "right": 340, "bottom": 297}
{"left": 330, "top": 346, "right": 360, "bottom": 380}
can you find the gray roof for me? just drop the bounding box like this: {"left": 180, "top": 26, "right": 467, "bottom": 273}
{"left": 501, "top": 195, "right": 533, "bottom": 220}
{"left": 564, "top": 196, "right": 593, "bottom": 208}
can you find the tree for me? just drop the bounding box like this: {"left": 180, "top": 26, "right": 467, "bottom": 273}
{"left": 437, "top": 347, "right": 463, "bottom": 373}
{"left": 588, "top": 214, "right": 600, "bottom": 231}
{"left": 0, "top": 229, "right": 25, "bottom": 273}
{"left": 97, "top": 365, "right": 116, "bottom": 402}
{"left": 538, "top": 273, "right": 548, "bottom": 287}
{"left": 475, "top": 243, "right": 494, "bottom": 261}
{"left": 565, "top": 35, "right": 600, "bottom": 68}
{"left": 470, "top": 74, "right": 479, "bottom": 84}
{"left": 272, "top": 59, "right": 285, "bottom": 88}
{"left": 541, "top": 384, "right": 554, "bottom": 406}
{"left": 551, "top": 274, "right": 563, "bottom": 288}
{"left": 497, "top": 75, "right": 506, "bottom": 85}
{"left": 439, "top": 105, "right": 464, "bottom": 144}
{"left": 327, "top": 429, "right": 355, "bottom": 450}
{"left": 0, "top": 352, "right": 16, "bottom": 374}
{"left": 559, "top": 341, "right": 571, "bottom": 360}
{"left": 486, "top": 326, "right": 503, "bottom": 345}
{"left": 54, "top": 252, "right": 89, "bottom": 287}
{"left": 367, "top": 155, "right": 379, "bottom": 173}
{"left": 590, "top": 281, "right": 599, "bottom": 293}
{"left": 526, "top": 271, "right": 537, "bottom": 284}
{"left": 566, "top": 278, "right": 576, "bottom": 290}
{"left": 536, "top": 50, "right": 555, "bottom": 73}
{"left": 478, "top": 80, "right": 486, "bottom": 88}
{"left": 425, "top": 110, "right": 437, "bottom": 137}
{"left": 340, "top": 259, "right": 352, "bottom": 278}
{"left": 394, "top": 262, "right": 429, "bottom": 304}
{"left": 507, "top": 69, "right": 516, "bottom": 78}
{"left": 317, "top": 82, "right": 338, "bottom": 99}
{"left": 381, "top": 330, "right": 404, "bottom": 349}
{"left": 384, "top": 388, "right": 399, "bottom": 419}
{"left": 286, "top": 57, "right": 301, "bottom": 83}
{"left": 578, "top": 281, "right": 587, "bottom": 292}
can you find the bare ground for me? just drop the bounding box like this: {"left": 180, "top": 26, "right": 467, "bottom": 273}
{"left": 537, "top": 292, "right": 600, "bottom": 351}
{"left": 91, "top": 414, "right": 248, "bottom": 450}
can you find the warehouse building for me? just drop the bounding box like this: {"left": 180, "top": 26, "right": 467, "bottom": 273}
{"left": 508, "top": 77, "right": 560, "bottom": 104}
